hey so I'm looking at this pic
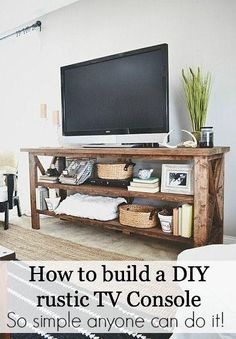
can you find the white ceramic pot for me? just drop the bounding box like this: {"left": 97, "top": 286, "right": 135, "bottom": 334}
{"left": 158, "top": 212, "right": 173, "bottom": 233}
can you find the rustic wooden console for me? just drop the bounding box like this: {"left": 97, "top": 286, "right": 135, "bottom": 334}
{"left": 21, "top": 146, "right": 229, "bottom": 248}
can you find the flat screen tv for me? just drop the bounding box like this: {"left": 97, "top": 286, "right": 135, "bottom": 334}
{"left": 61, "top": 43, "right": 169, "bottom": 145}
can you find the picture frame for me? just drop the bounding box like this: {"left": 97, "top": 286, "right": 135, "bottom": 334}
{"left": 161, "top": 164, "right": 194, "bottom": 195}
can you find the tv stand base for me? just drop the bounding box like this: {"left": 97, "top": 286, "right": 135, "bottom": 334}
{"left": 21, "top": 146, "right": 230, "bottom": 248}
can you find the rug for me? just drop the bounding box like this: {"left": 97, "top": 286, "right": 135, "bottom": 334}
{"left": 0, "top": 224, "right": 138, "bottom": 260}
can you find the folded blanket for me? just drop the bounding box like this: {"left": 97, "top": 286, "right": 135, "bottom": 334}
{"left": 55, "top": 193, "right": 126, "bottom": 221}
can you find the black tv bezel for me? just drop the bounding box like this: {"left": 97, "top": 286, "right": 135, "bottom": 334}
{"left": 61, "top": 43, "right": 169, "bottom": 136}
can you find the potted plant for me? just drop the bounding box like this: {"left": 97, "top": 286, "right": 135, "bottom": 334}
{"left": 182, "top": 67, "right": 211, "bottom": 141}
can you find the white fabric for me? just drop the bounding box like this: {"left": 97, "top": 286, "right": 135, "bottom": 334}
{"left": 0, "top": 150, "right": 17, "bottom": 168}
{"left": 0, "top": 186, "right": 7, "bottom": 202}
{"left": 170, "top": 245, "right": 236, "bottom": 339}
{"left": 0, "top": 150, "right": 17, "bottom": 187}
{"left": 55, "top": 193, "right": 126, "bottom": 221}
{"left": 0, "top": 166, "right": 16, "bottom": 174}
{"left": 178, "top": 244, "right": 236, "bottom": 261}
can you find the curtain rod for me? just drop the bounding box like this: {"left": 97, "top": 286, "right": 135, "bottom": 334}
{"left": 0, "top": 20, "right": 42, "bottom": 41}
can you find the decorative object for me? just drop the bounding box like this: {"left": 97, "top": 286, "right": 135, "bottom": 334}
{"left": 52, "top": 110, "right": 59, "bottom": 126}
{"left": 46, "top": 164, "right": 59, "bottom": 177}
{"left": 161, "top": 129, "right": 197, "bottom": 148}
{"left": 40, "top": 104, "right": 47, "bottom": 118}
{"left": 161, "top": 164, "right": 194, "bottom": 195}
{"left": 39, "top": 104, "right": 52, "bottom": 147}
{"left": 138, "top": 168, "right": 153, "bottom": 180}
{"left": 97, "top": 162, "right": 135, "bottom": 180}
{"left": 39, "top": 106, "right": 62, "bottom": 147}
{"left": 52, "top": 109, "right": 63, "bottom": 146}
{"left": 182, "top": 67, "right": 211, "bottom": 137}
{"left": 200, "top": 126, "right": 214, "bottom": 148}
{"left": 158, "top": 208, "right": 173, "bottom": 233}
{"left": 59, "top": 159, "right": 94, "bottom": 185}
{"left": 40, "top": 104, "right": 47, "bottom": 119}
{"left": 45, "top": 197, "right": 61, "bottom": 211}
{"left": 119, "top": 204, "right": 158, "bottom": 228}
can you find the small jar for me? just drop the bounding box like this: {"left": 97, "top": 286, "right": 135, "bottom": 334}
{"left": 200, "top": 127, "right": 214, "bottom": 148}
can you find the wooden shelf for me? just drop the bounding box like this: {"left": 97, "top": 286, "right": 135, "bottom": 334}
{"left": 37, "top": 181, "right": 194, "bottom": 204}
{"left": 22, "top": 146, "right": 230, "bottom": 247}
{"left": 21, "top": 146, "right": 230, "bottom": 159}
{"left": 37, "top": 209, "right": 193, "bottom": 246}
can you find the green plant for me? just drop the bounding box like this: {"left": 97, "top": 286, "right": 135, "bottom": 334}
{"left": 182, "top": 67, "right": 211, "bottom": 132}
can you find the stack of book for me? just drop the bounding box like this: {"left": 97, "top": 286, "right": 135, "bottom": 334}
{"left": 172, "top": 204, "right": 193, "bottom": 238}
{"left": 39, "top": 175, "right": 59, "bottom": 183}
{"left": 127, "top": 177, "right": 160, "bottom": 193}
{"left": 59, "top": 176, "right": 77, "bottom": 185}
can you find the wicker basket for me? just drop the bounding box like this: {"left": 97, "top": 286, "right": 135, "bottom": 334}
{"left": 119, "top": 204, "right": 158, "bottom": 228}
{"left": 97, "top": 162, "right": 134, "bottom": 180}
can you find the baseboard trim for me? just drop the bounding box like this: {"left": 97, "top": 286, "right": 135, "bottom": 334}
{"left": 224, "top": 235, "right": 236, "bottom": 244}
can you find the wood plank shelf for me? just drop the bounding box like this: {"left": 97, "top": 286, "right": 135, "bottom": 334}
{"left": 22, "top": 146, "right": 230, "bottom": 248}
{"left": 37, "top": 209, "right": 193, "bottom": 246}
{"left": 21, "top": 146, "right": 230, "bottom": 159}
{"left": 37, "top": 181, "right": 194, "bottom": 204}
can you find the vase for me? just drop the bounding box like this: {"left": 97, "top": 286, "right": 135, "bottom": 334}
{"left": 192, "top": 131, "right": 201, "bottom": 146}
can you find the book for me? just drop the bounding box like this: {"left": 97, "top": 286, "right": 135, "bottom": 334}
{"left": 132, "top": 177, "right": 160, "bottom": 184}
{"left": 178, "top": 206, "right": 182, "bottom": 236}
{"left": 39, "top": 175, "right": 58, "bottom": 183}
{"left": 181, "top": 204, "right": 193, "bottom": 238}
{"left": 36, "top": 187, "right": 49, "bottom": 210}
{"left": 127, "top": 186, "right": 160, "bottom": 193}
{"left": 130, "top": 181, "right": 160, "bottom": 189}
{"left": 49, "top": 189, "right": 57, "bottom": 199}
{"left": 59, "top": 177, "right": 77, "bottom": 185}
{"left": 172, "top": 207, "right": 179, "bottom": 236}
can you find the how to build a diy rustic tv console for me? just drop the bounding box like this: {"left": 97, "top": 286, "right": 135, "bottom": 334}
{"left": 21, "top": 146, "right": 230, "bottom": 248}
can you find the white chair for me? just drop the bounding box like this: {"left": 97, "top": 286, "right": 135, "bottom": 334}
{"left": 0, "top": 150, "right": 21, "bottom": 230}
{"left": 170, "top": 244, "right": 236, "bottom": 339}
{"left": 178, "top": 243, "right": 236, "bottom": 261}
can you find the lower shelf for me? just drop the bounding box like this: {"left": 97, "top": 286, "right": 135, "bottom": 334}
{"left": 37, "top": 209, "right": 193, "bottom": 246}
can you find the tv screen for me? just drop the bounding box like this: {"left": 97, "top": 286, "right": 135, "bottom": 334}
{"left": 61, "top": 44, "right": 169, "bottom": 137}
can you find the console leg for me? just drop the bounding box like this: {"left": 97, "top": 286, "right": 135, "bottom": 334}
{"left": 29, "top": 154, "right": 40, "bottom": 229}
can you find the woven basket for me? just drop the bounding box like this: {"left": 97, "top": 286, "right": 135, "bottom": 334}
{"left": 119, "top": 204, "right": 158, "bottom": 228}
{"left": 97, "top": 163, "right": 134, "bottom": 180}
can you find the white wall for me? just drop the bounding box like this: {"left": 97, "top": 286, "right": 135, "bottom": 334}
{"left": 0, "top": 0, "right": 235, "bottom": 235}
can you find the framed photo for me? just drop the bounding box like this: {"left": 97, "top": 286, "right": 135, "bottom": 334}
{"left": 161, "top": 164, "right": 194, "bottom": 195}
